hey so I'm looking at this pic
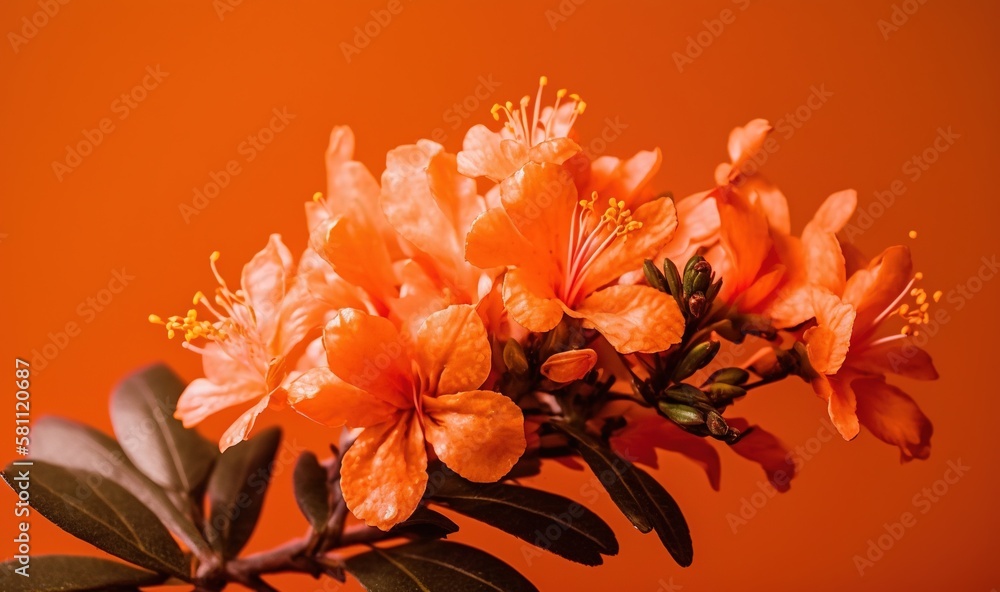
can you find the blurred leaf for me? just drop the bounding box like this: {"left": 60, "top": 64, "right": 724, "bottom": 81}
{"left": 634, "top": 466, "right": 693, "bottom": 567}
{"left": 204, "top": 427, "right": 281, "bottom": 559}
{"left": 552, "top": 422, "right": 653, "bottom": 532}
{"left": 1, "top": 462, "right": 188, "bottom": 578}
{"left": 30, "top": 417, "right": 212, "bottom": 559}
{"left": 293, "top": 451, "right": 330, "bottom": 532}
{"left": 345, "top": 539, "right": 537, "bottom": 592}
{"left": 109, "top": 364, "right": 216, "bottom": 493}
{"left": 389, "top": 506, "right": 459, "bottom": 539}
{"left": 428, "top": 471, "right": 618, "bottom": 565}
{"left": 0, "top": 555, "right": 167, "bottom": 591}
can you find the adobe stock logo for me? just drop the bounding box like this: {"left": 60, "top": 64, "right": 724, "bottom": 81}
{"left": 7, "top": 0, "right": 71, "bottom": 54}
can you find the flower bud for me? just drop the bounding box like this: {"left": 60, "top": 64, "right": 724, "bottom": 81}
{"left": 662, "top": 258, "right": 682, "bottom": 298}
{"left": 688, "top": 292, "right": 707, "bottom": 318}
{"left": 708, "top": 382, "right": 747, "bottom": 404}
{"left": 540, "top": 348, "right": 597, "bottom": 383}
{"left": 643, "top": 259, "right": 666, "bottom": 292}
{"left": 705, "top": 411, "right": 729, "bottom": 437}
{"left": 707, "top": 367, "right": 750, "bottom": 386}
{"left": 503, "top": 339, "right": 529, "bottom": 375}
{"left": 665, "top": 384, "right": 710, "bottom": 406}
{"left": 673, "top": 340, "right": 720, "bottom": 381}
{"left": 682, "top": 256, "right": 713, "bottom": 298}
{"left": 658, "top": 402, "right": 704, "bottom": 426}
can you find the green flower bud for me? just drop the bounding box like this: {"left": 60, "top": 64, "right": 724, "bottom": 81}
{"left": 673, "top": 340, "right": 721, "bottom": 382}
{"left": 643, "top": 259, "right": 666, "bottom": 292}
{"left": 665, "top": 384, "right": 710, "bottom": 406}
{"left": 707, "top": 367, "right": 750, "bottom": 386}
{"left": 708, "top": 382, "right": 747, "bottom": 403}
{"left": 663, "top": 258, "right": 682, "bottom": 297}
{"left": 705, "top": 411, "right": 729, "bottom": 437}
{"left": 658, "top": 402, "right": 704, "bottom": 426}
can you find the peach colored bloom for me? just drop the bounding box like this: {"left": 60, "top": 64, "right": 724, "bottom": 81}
{"left": 465, "top": 162, "right": 685, "bottom": 353}
{"left": 288, "top": 305, "right": 526, "bottom": 530}
{"left": 714, "top": 118, "right": 790, "bottom": 234}
{"left": 457, "top": 76, "right": 585, "bottom": 182}
{"left": 150, "top": 235, "right": 323, "bottom": 451}
{"left": 804, "top": 246, "right": 937, "bottom": 460}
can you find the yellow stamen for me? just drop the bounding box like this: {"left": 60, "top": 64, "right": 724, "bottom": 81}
{"left": 908, "top": 230, "right": 918, "bottom": 239}
{"left": 312, "top": 191, "right": 323, "bottom": 202}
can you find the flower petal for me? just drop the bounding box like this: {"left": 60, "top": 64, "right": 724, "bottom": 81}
{"left": 240, "top": 234, "right": 294, "bottom": 342}
{"left": 422, "top": 390, "right": 526, "bottom": 482}
{"left": 457, "top": 124, "right": 518, "bottom": 181}
{"left": 843, "top": 246, "right": 913, "bottom": 337}
{"left": 175, "top": 374, "right": 262, "bottom": 428}
{"left": 502, "top": 267, "right": 565, "bottom": 333}
{"left": 287, "top": 367, "right": 398, "bottom": 428}
{"left": 853, "top": 376, "right": 932, "bottom": 461}
{"left": 812, "top": 374, "right": 860, "bottom": 440}
{"left": 313, "top": 215, "right": 397, "bottom": 307}
{"left": 219, "top": 395, "right": 272, "bottom": 452}
{"left": 804, "top": 291, "right": 856, "bottom": 375}
{"left": 415, "top": 304, "right": 491, "bottom": 395}
{"left": 852, "top": 339, "right": 939, "bottom": 381}
{"left": 577, "top": 284, "right": 684, "bottom": 354}
{"left": 465, "top": 207, "right": 540, "bottom": 270}
{"left": 323, "top": 309, "right": 411, "bottom": 408}
{"left": 499, "top": 162, "right": 577, "bottom": 273}
{"left": 540, "top": 349, "right": 598, "bottom": 383}
{"left": 340, "top": 414, "right": 428, "bottom": 530}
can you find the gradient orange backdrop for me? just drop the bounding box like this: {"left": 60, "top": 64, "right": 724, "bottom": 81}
{"left": 3, "top": 1, "right": 999, "bottom": 590}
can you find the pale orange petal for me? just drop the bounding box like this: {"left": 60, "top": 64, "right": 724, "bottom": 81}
{"left": 727, "top": 119, "right": 772, "bottom": 172}
{"left": 499, "top": 162, "right": 576, "bottom": 272}
{"left": 540, "top": 349, "right": 598, "bottom": 383}
{"left": 803, "top": 291, "right": 856, "bottom": 375}
{"left": 465, "top": 207, "right": 540, "bottom": 270}
{"left": 843, "top": 246, "right": 913, "bottom": 337}
{"left": 240, "top": 234, "right": 293, "bottom": 341}
{"left": 853, "top": 376, "right": 932, "bottom": 461}
{"left": 340, "top": 414, "right": 428, "bottom": 530}
{"left": 577, "top": 284, "right": 684, "bottom": 354}
{"left": 812, "top": 374, "right": 860, "bottom": 440}
{"left": 175, "top": 375, "right": 262, "bottom": 428}
{"left": 527, "top": 137, "right": 581, "bottom": 168}
{"left": 456, "top": 124, "right": 518, "bottom": 181}
{"left": 422, "top": 390, "right": 526, "bottom": 482}
{"left": 313, "top": 215, "right": 397, "bottom": 306}
{"left": 502, "top": 267, "right": 565, "bottom": 333}
{"left": 286, "top": 367, "right": 398, "bottom": 428}
{"left": 717, "top": 190, "right": 771, "bottom": 300}
{"left": 852, "top": 339, "right": 938, "bottom": 381}
{"left": 323, "top": 309, "right": 411, "bottom": 408}
{"left": 415, "top": 305, "right": 491, "bottom": 395}
{"left": 219, "top": 395, "right": 272, "bottom": 452}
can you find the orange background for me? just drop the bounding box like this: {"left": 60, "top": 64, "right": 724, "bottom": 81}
{"left": 2, "top": 1, "right": 999, "bottom": 590}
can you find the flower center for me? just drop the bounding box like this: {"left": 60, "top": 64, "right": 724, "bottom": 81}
{"left": 561, "top": 192, "right": 643, "bottom": 304}
{"left": 491, "top": 76, "right": 586, "bottom": 148}
{"left": 149, "top": 251, "right": 270, "bottom": 375}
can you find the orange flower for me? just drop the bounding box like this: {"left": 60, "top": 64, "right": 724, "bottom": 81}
{"left": 457, "top": 76, "right": 585, "bottom": 182}
{"left": 465, "top": 162, "right": 685, "bottom": 353}
{"left": 714, "top": 118, "right": 790, "bottom": 234}
{"left": 804, "top": 246, "right": 937, "bottom": 460}
{"left": 150, "top": 235, "right": 324, "bottom": 451}
{"left": 288, "top": 304, "right": 526, "bottom": 530}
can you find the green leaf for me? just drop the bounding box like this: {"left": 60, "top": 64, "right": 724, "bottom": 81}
{"left": 553, "top": 422, "right": 695, "bottom": 567}
{"left": 30, "top": 417, "right": 212, "bottom": 559}
{"left": 0, "top": 555, "right": 167, "bottom": 591}
{"left": 551, "top": 422, "right": 652, "bottom": 533}
{"left": 293, "top": 451, "right": 331, "bottom": 532}
{"left": 428, "top": 470, "right": 618, "bottom": 565}
{"left": 204, "top": 426, "right": 281, "bottom": 559}
{"left": 389, "top": 506, "right": 459, "bottom": 539}
{"left": 633, "top": 466, "right": 694, "bottom": 567}
{"left": 1, "top": 462, "right": 188, "bottom": 578}
{"left": 346, "top": 539, "right": 537, "bottom": 592}
{"left": 109, "top": 364, "right": 216, "bottom": 493}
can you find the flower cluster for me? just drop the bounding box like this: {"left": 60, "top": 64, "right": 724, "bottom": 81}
{"left": 152, "top": 77, "right": 937, "bottom": 532}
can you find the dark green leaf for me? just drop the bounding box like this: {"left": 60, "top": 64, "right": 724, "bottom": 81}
{"left": 109, "top": 364, "right": 216, "bottom": 493}
{"left": 389, "top": 506, "right": 459, "bottom": 539}
{"left": 30, "top": 417, "right": 212, "bottom": 559}
{"left": 551, "top": 422, "right": 652, "bottom": 532}
{"left": 0, "top": 555, "right": 167, "bottom": 591}
{"left": 204, "top": 427, "right": 281, "bottom": 559}
{"left": 633, "top": 466, "right": 694, "bottom": 567}
{"left": 346, "top": 539, "right": 537, "bottom": 592}
{"left": 1, "top": 462, "right": 188, "bottom": 578}
{"left": 428, "top": 472, "right": 618, "bottom": 565}
{"left": 293, "top": 451, "right": 330, "bottom": 532}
